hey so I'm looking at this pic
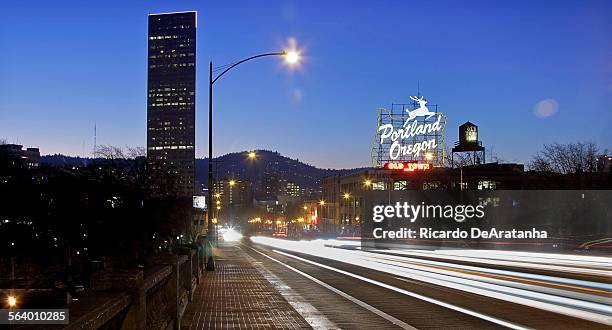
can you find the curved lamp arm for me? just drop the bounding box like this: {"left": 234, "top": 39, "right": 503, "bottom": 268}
{"left": 212, "top": 51, "right": 286, "bottom": 85}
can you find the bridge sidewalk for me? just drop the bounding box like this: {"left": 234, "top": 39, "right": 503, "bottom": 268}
{"left": 180, "top": 241, "right": 311, "bottom": 329}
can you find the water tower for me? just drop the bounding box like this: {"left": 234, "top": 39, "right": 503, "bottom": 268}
{"left": 451, "top": 122, "right": 485, "bottom": 167}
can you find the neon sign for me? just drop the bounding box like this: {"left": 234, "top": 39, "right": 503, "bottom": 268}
{"left": 311, "top": 209, "right": 318, "bottom": 225}
{"left": 385, "top": 162, "right": 431, "bottom": 172}
{"left": 374, "top": 95, "right": 446, "bottom": 165}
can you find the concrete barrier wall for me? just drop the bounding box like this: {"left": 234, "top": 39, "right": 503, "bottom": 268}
{"left": 43, "top": 247, "right": 203, "bottom": 330}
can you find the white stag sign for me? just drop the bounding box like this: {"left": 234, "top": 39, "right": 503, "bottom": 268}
{"left": 377, "top": 95, "right": 443, "bottom": 160}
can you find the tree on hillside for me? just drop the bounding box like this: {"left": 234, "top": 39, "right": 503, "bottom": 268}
{"left": 94, "top": 144, "right": 183, "bottom": 198}
{"left": 94, "top": 145, "right": 145, "bottom": 160}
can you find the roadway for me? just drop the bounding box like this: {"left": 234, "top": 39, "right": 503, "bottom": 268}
{"left": 245, "top": 237, "right": 611, "bottom": 329}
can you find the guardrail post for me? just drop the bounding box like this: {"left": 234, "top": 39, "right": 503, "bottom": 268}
{"left": 192, "top": 248, "right": 200, "bottom": 285}
{"left": 196, "top": 235, "right": 206, "bottom": 276}
{"left": 177, "top": 247, "right": 197, "bottom": 301}
{"left": 150, "top": 255, "right": 180, "bottom": 330}
{"left": 116, "top": 270, "right": 146, "bottom": 330}
{"left": 89, "top": 269, "right": 145, "bottom": 330}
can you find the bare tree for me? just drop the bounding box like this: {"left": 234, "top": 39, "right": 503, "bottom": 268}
{"left": 530, "top": 142, "right": 601, "bottom": 174}
{"left": 128, "top": 146, "right": 146, "bottom": 158}
{"left": 94, "top": 145, "right": 145, "bottom": 160}
{"left": 93, "top": 145, "right": 148, "bottom": 192}
{"left": 94, "top": 145, "right": 124, "bottom": 159}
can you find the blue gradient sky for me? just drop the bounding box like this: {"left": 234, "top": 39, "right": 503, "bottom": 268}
{"left": 1, "top": 0, "right": 610, "bottom": 168}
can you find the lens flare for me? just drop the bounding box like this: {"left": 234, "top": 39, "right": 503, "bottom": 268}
{"left": 282, "top": 37, "right": 302, "bottom": 69}
{"left": 223, "top": 228, "right": 243, "bottom": 242}
{"left": 8, "top": 295, "right": 17, "bottom": 307}
{"left": 285, "top": 51, "right": 299, "bottom": 64}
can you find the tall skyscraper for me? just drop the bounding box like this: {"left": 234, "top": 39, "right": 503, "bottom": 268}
{"left": 147, "top": 12, "right": 196, "bottom": 197}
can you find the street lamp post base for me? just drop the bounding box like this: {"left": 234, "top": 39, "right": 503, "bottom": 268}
{"left": 206, "top": 255, "right": 215, "bottom": 271}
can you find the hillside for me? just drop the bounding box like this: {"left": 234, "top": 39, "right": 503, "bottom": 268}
{"left": 41, "top": 150, "right": 368, "bottom": 190}
{"left": 195, "top": 150, "right": 367, "bottom": 190}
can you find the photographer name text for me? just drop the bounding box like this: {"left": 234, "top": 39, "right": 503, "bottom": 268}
{"left": 373, "top": 227, "right": 548, "bottom": 239}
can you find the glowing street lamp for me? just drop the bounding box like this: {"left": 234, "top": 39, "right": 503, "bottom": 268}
{"left": 8, "top": 295, "right": 16, "bottom": 308}
{"left": 215, "top": 193, "right": 221, "bottom": 199}
{"left": 229, "top": 180, "right": 236, "bottom": 186}
{"left": 284, "top": 51, "right": 300, "bottom": 65}
{"left": 303, "top": 205, "right": 308, "bottom": 210}
{"left": 319, "top": 200, "right": 325, "bottom": 206}
{"left": 425, "top": 152, "right": 434, "bottom": 161}
{"left": 364, "top": 179, "right": 372, "bottom": 187}
{"left": 343, "top": 193, "right": 351, "bottom": 199}
{"left": 247, "top": 151, "right": 257, "bottom": 159}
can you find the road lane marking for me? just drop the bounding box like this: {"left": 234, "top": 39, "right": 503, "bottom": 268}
{"left": 239, "top": 246, "right": 338, "bottom": 330}
{"left": 249, "top": 246, "right": 417, "bottom": 330}
{"left": 269, "top": 249, "right": 532, "bottom": 330}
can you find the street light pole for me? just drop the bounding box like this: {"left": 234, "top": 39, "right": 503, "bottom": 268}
{"left": 206, "top": 51, "right": 298, "bottom": 271}
{"left": 207, "top": 61, "right": 214, "bottom": 270}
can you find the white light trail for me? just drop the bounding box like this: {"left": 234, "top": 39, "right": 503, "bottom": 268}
{"left": 270, "top": 248, "right": 530, "bottom": 330}
{"left": 250, "top": 237, "right": 612, "bottom": 326}
{"left": 223, "top": 228, "right": 243, "bottom": 242}
{"left": 373, "top": 248, "right": 612, "bottom": 274}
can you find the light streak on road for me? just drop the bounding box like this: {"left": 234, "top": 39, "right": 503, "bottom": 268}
{"left": 264, "top": 247, "right": 530, "bottom": 330}
{"left": 365, "top": 247, "right": 612, "bottom": 276}
{"left": 222, "top": 228, "right": 243, "bottom": 242}
{"left": 251, "top": 237, "right": 612, "bottom": 326}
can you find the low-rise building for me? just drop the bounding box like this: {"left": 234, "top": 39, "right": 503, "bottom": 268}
{"left": 597, "top": 155, "right": 612, "bottom": 173}
{"left": 285, "top": 181, "right": 300, "bottom": 197}
{"left": 321, "top": 163, "right": 528, "bottom": 236}
{"left": 0, "top": 144, "right": 40, "bottom": 170}
{"left": 321, "top": 161, "right": 612, "bottom": 237}
{"left": 213, "top": 179, "right": 253, "bottom": 208}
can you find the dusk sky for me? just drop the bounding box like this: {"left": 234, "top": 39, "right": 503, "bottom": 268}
{"left": 1, "top": 0, "right": 610, "bottom": 168}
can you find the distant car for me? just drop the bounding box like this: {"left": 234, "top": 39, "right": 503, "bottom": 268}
{"left": 272, "top": 231, "right": 287, "bottom": 238}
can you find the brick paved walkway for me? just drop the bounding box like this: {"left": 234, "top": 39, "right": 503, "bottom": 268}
{"left": 180, "top": 242, "right": 312, "bottom": 329}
